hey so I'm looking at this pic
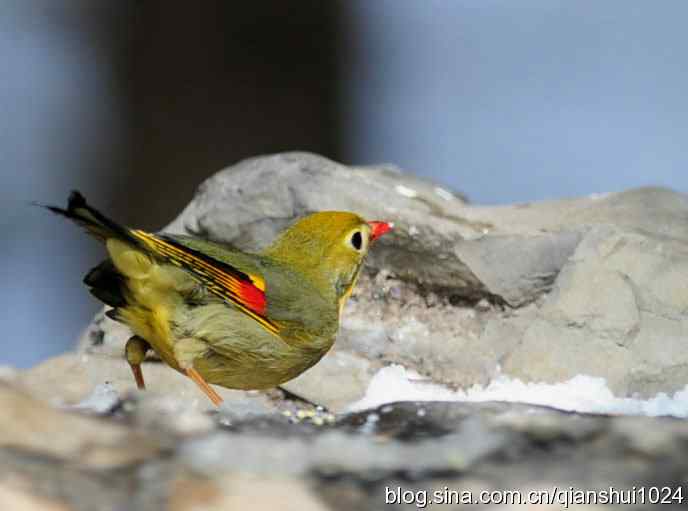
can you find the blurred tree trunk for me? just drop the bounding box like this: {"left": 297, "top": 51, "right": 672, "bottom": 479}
{"left": 120, "top": 1, "right": 341, "bottom": 229}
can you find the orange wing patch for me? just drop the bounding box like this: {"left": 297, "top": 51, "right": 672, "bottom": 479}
{"left": 131, "top": 230, "right": 278, "bottom": 335}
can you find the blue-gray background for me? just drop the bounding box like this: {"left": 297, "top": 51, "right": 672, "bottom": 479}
{"left": 2, "top": 1, "right": 686, "bottom": 367}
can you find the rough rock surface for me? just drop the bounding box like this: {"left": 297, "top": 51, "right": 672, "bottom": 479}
{"left": 75, "top": 152, "right": 688, "bottom": 408}
{"left": 1, "top": 376, "right": 688, "bottom": 510}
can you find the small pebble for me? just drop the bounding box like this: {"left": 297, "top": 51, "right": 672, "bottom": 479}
{"left": 389, "top": 286, "right": 402, "bottom": 300}
{"left": 476, "top": 298, "right": 491, "bottom": 311}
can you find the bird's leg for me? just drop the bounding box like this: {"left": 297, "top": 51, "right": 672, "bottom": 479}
{"left": 174, "top": 337, "right": 224, "bottom": 406}
{"left": 125, "top": 335, "right": 150, "bottom": 389}
{"left": 185, "top": 367, "right": 223, "bottom": 406}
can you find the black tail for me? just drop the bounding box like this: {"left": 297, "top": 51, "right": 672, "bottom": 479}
{"left": 44, "top": 191, "right": 132, "bottom": 313}
{"left": 43, "top": 191, "right": 132, "bottom": 242}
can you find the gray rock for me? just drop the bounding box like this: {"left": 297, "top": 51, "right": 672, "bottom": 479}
{"left": 2, "top": 381, "right": 688, "bottom": 510}
{"left": 503, "top": 225, "right": 688, "bottom": 397}
{"left": 72, "top": 152, "right": 688, "bottom": 409}
{"left": 0, "top": 382, "right": 163, "bottom": 469}
{"left": 455, "top": 231, "right": 582, "bottom": 306}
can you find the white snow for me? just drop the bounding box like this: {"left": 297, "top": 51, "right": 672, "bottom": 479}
{"left": 347, "top": 364, "right": 688, "bottom": 418}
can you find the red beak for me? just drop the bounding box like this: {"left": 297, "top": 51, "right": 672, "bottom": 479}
{"left": 368, "top": 221, "right": 393, "bottom": 242}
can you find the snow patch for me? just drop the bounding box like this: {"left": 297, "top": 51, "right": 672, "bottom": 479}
{"left": 348, "top": 365, "right": 688, "bottom": 418}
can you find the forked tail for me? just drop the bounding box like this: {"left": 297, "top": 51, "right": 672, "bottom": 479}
{"left": 43, "top": 191, "right": 141, "bottom": 309}
{"left": 44, "top": 191, "right": 134, "bottom": 243}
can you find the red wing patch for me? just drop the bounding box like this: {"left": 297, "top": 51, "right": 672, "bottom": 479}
{"left": 236, "top": 279, "right": 267, "bottom": 315}
{"left": 130, "top": 230, "right": 277, "bottom": 335}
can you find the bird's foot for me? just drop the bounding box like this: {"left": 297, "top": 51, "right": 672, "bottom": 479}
{"left": 125, "top": 335, "right": 151, "bottom": 390}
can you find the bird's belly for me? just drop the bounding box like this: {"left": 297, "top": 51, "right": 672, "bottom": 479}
{"left": 165, "top": 302, "right": 335, "bottom": 390}
{"left": 193, "top": 341, "right": 332, "bottom": 390}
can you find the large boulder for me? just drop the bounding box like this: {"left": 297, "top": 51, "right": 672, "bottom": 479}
{"left": 71, "top": 152, "right": 688, "bottom": 410}
{"left": 1, "top": 377, "right": 688, "bottom": 510}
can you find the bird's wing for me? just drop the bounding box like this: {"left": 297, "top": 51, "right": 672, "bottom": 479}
{"left": 130, "top": 230, "right": 279, "bottom": 336}
{"left": 167, "top": 235, "right": 339, "bottom": 339}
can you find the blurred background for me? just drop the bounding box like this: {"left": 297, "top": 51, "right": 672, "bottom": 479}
{"left": 2, "top": 1, "right": 687, "bottom": 367}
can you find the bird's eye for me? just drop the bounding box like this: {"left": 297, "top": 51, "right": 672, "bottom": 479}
{"left": 350, "top": 231, "right": 363, "bottom": 251}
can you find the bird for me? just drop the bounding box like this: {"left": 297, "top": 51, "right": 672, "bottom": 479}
{"left": 45, "top": 191, "right": 392, "bottom": 406}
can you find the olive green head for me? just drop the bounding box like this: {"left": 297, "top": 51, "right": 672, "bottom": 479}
{"left": 264, "top": 211, "right": 392, "bottom": 302}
